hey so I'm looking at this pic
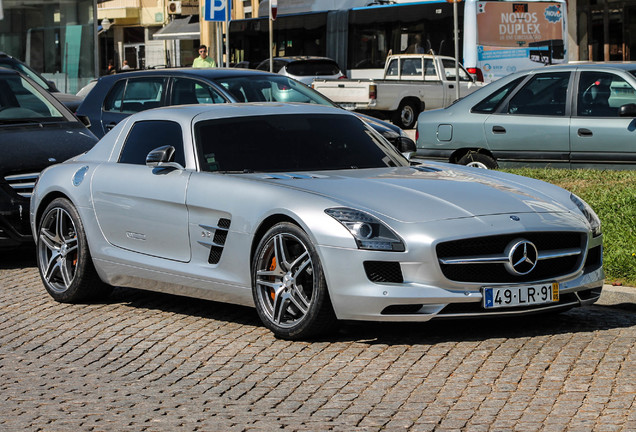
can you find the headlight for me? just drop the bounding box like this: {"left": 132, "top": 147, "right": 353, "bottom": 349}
{"left": 325, "top": 207, "right": 405, "bottom": 251}
{"left": 570, "top": 193, "right": 601, "bottom": 237}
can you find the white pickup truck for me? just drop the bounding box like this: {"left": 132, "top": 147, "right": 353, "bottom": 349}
{"left": 312, "top": 54, "right": 484, "bottom": 129}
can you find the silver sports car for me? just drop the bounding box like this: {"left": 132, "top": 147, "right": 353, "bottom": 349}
{"left": 30, "top": 103, "right": 604, "bottom": 340}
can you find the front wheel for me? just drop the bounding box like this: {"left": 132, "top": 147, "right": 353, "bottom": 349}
{"left": 252, "top": 222, "right": 337, "bottom": 340}
{"left": 458, "top": 152, "right": 498, "bottom": 169}
{"left": 37, "top": 198, "right": 110, "bottom": 303}
{"left": 393, "top": 100, "right": 419, "bottom": 129}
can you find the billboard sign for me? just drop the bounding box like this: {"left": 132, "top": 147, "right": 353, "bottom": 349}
{"left": 476, "top": 1, "right": 563, "bottom": 47}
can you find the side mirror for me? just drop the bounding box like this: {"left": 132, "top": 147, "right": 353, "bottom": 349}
{"left": 395, "top": 136, "right": 416, "bottom": 153}
{"left": 76, "top": 115, "right": 91, "bottom": 128}
{"left": 146, "top": 145, "right": 184, "bottom": 170}
{"left": 619, "top": 103, "right": 636, "bottom": 118}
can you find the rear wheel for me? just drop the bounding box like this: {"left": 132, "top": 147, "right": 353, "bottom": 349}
{"left": 458, "top": 152, "right": 498, "bottom": 169}
{"left": 252, "top": 222, "right": 337, "bottom": 340}
{"left": 37, "top": 198, "right": 110, "bottom": 302}
{"left": 393, "top": 100, "right": 419, "bottom": 129}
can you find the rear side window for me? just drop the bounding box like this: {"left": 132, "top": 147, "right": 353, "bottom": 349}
{"left": 507, "top": 72, "right": 570, "bottom": 116}
{"left": 286, "top": 60, "right": 340, "bottom": 76}
{"left": 172, "top": 78, "right": 226, "bottom": 105}
{"left": 119, "top": 120, "right": 185, "bottom": 166}
{"left": 472, "top": 77, "right": 524, "bottom": 114}
{"left": 104, "top": 78, "right": 165, "bottom": 113}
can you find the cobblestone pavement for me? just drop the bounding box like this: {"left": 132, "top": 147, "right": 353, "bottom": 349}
{"left": 2, "top": 249, "right": 636, "bottom": 432}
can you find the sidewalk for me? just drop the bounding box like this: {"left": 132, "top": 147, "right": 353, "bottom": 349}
{"left": 597, "top": 284, "right": 636, "bottom": 306}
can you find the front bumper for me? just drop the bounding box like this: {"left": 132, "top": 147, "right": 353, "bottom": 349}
{"left": 318, "top": 217, "right": 604, "bottom": 322}
{"left": 0, "top": 191, "right": 33, "bottom": 248}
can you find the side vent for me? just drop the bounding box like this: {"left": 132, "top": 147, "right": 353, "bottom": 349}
{"left": 198, "top": 218, "right": 231, "bottom": 264}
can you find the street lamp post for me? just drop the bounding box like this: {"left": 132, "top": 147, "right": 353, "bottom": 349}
{"left": 447, "top": 0, "right": 461, "bottom": 101}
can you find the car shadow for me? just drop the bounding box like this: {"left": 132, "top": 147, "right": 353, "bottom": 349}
{"left": 0, "top": 247, "right": 36, "bottom": 269}
{"left": 97, "top": 287, "right": 636, "bottom": 346}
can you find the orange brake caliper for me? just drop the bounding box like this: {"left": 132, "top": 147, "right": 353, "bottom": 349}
{"left": 269, "top": 257, "right": 277, "bottom": 301}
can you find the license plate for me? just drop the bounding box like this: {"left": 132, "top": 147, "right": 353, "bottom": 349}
{"left": 482, "top": 282, "right": 559, "bottom": 309}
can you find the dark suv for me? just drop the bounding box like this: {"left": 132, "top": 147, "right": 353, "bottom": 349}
{"left": 75, "top": 68, "right": 414, "bottom": 153}
{"left": 0, "top": 69, "right": 97, "bottom": 248}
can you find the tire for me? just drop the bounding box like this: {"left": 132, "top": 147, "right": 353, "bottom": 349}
{"left": 252, "top": 222, "right": 338, "bottom": 340}
{"left": 36, "top": 198, "right": 111, "bottom": 303}
{"left": 458, "top": 152, "right": 498, "bottom": 169}
{"left": 393, "top": 100, "right": 419, "bottom": 129}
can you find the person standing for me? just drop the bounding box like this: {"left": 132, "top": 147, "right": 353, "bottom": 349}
{"left": 192, "top": 45, "right": 216, "bottom": 68}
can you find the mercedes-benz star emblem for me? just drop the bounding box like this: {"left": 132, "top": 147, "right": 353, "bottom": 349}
{"left": 504, "top": 239, "right": 538, "bottom": 275}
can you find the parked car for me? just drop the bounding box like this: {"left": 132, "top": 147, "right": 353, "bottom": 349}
{"left": 255, "top": 56, "right": 345, "bottom": 85}
{"left": 30, "top": 103, "right": 603, "bottom": 339}
{"left": 0, "top": 52, "right": 85, "bottom": 111}
{"left": 416, "top": 62, "right": 636, "bottom": 169}
{"left": 0, "top": 69, "right": 98, "bottom": 249}
{"left": 76, "top": 68, "right": 414, "bottom": 152}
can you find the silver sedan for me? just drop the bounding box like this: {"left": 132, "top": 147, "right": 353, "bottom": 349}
{"left": 30, "top": 103, "right": 604, "bottom": 339}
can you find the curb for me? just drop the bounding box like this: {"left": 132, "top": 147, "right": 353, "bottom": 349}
{"left": 597, "top": 284, "right": 636, "bottom": 306}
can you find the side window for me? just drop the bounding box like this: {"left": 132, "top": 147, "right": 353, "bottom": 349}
{"left": 121, "top": 78, "right": 165, "bottom": 113}
{"left": 172, "top": 78, "right": 226, "bottom": 105}
{"left": 507, "top": 72, "right": 570, "bottom": 116}
{"left": 423, "top": 59, "right": 437, "bottom": 81}
{"left": 441, "top": 59, "right": 473, "bottom": 82}
{"left": 386, "top": 59, "right": 399, "bottom": 77}
{"left": 577, "top": 71, "right": 636, "bottom": 117}
{"left": 472, "top": 77, "right": 524, "bottom": 114}
{"left": 119, "top": 120, "right": 185, "bottom": 166}
{"left": 103, "top": 80, "right": 126, "bottom": 112}
{"left": 195, "top": 82, "right": 225, "bottom": 104}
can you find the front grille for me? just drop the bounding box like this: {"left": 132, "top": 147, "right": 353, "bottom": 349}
{"left": 436, "top": 232, "right": 586, "bottom": 283}
{"left": 364, "top": 261, "right": 404, "bottom": 283}
{"left": 4, "top": 172, "right": 39, "bottom": 198}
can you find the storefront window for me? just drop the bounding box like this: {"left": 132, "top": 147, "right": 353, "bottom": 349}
{"left": 0, "top": 0, "right": 96, "bottom": 94}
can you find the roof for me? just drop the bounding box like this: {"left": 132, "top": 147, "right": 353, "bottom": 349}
{"left": 153, "top": 16, "right": 200, "bottom": 40}
{"left": 98, "top": 67, "right": 281, "bottom": 81}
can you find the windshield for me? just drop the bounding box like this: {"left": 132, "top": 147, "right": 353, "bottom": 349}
{"left": 0, "top": 75, "right": 66, "bottom": 123}
{"left": 0, "top": 59, "right": 54, "bottom": 91}
{"left": 195, "top": 113, "right": 408, "bottom": 173}
{"left": 213, "top": 75, "right": 335, "bottom": 105}
{"left": 286, "top": 60, "right": 341, "bottom": 76}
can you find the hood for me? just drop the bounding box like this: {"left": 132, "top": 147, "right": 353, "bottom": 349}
{"left": 0, "top": 122, "right": 97, "bottom": 175}
{"left": 246, "top": 165, "right": 573, "bottom": 223}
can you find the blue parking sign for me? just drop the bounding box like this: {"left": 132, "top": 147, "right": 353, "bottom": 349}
{"left": 204, "top": 0, "right": 231, "bottom": 21}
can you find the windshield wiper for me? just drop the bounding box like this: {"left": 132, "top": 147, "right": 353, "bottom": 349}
{"left": 0, "top": 118, "right": 45, "bottom": 125}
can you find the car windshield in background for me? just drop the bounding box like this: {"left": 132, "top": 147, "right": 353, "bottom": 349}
{"left": 212, "top": 75, "right": 334, "bottom": 105}
{"left": 285, "top": 60, "right": 341, "bottom": 76}
{"left": 0, "top": 75, "right": 65, "bottom": 122}
{"left": 195, "top": 114, "right": 407, "bottom": 173}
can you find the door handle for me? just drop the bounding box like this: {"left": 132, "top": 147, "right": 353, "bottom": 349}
{"left": 578, "top": 128, "right": 593, "bottom": 137}
{"left": 492, "top": 126, "right": 506, "bottom": 134}
{"left": 449, "top": 84, "right": 454, "bottom": 89}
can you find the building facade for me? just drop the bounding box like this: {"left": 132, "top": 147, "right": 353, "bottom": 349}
{"left": 0, "top": 0, "right": 97, "bottom": 93}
